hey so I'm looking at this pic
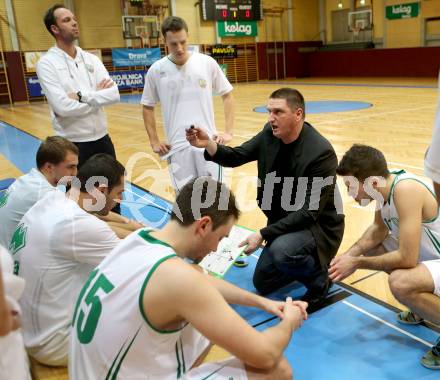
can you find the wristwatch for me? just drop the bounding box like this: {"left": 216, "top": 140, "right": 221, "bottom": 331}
{"left": 77, "top": 91, "right": 83, "bottom": 103}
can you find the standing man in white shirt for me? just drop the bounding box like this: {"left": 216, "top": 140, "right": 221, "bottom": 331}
{"left": 37, "top": 4, "right": 120, "bottom": 167}
{"left": 141, "top": 16, "right": 235, "bottom": 192}
{"left": 0, "top": 136, "right": 78, "bottom": 248}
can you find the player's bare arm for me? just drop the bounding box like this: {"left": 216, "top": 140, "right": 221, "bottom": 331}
{"left": 346, "top": 210, "right": 389, "bottom": 258}
{"left": 142, "top": 105, "right": 171, "bottom": 155}
{"left": 330, "top": 182, "right": 425, "bottom": 282}
{"left": 213, "top": 91, "right": 234, "bottom": 145}
{"left": 143, "top": 259, "right": 306, "bottom": 370}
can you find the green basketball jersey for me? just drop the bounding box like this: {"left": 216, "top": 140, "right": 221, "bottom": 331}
{"left": 69, "top": 229, "right": 209, "bottom": 380}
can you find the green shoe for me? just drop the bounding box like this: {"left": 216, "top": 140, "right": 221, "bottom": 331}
{"left": 421, "top": 338, "right": 440, "bottom": 370}
{"left": 397, "top": 310, "right": 423, "bottom": 325}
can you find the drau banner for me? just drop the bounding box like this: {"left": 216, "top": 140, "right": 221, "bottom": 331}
{"left": 111, "top": 48, "right": 161, "bottom": 67}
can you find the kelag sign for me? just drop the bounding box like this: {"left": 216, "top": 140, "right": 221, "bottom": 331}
{"left": 386, "top": 3, "right": 419, "bottom": 19}
{"left": 217, "top": 21, "right": 257, "bottom": 37}
{"left": 26, "top": 70, "right": 146, "bottom": 98}
{"left": 111, "top": 48, "right": 161, "bottom": 67}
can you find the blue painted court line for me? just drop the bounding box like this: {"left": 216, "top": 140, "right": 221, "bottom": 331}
{"left": 120, "top": 94, "right": 143, "bottom": 104}
{"left": 0, "top": 178, "right": 15, "bottom": 191}
{"left": 123, "top": 94, "right": 375, "bottom": 115}
{"left": 225, "top": 252, "right": 310, "bottom": 326}
{"left": 225, "top": 249, "right": 352, "bottom": 324}
{"left": 254, "top": 100, "right": 372, "bottom": 114}
{"left": 0, "top": 121, "right": 40, "bottom": 173}
{"left": 344, "top": 293, "right": 437, "bottom": 347}
{"left": 122, "top": 182, "right": 172, "bottom": 228}
{"left": 254, "top": 81, "right": 437, "bottom": 89}
{"left": 257, "top": 293, "right": 439, "bottom": 380}
{"left": 123, "top": 95, "right": 373, "bottom": 114}
{"left": 225, "top": 249, "right": 439, "bottom": 379}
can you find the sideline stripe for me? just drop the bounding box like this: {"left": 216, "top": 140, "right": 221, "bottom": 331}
{"left": 342, "top": 300, "right": 433, "bottom": 347}
{"left": 252, "top": 289, "right": 352, "bottom": 329}
{"left": 350, "top": 271, "right": 380, "bottom": 285}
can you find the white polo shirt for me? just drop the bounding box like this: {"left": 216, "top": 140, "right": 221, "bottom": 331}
{"left": 141, "top": 52, "right": 233, "bottom": 156}
{"left": 0, "top": 168, "right": 55, "bottom": 248}
{"left": 11, "top": 191, "right": 120, "bottom": 365}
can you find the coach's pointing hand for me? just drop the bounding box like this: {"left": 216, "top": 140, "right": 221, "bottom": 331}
{"left": 186, "top": 126, "right": 218, "bottom": 156}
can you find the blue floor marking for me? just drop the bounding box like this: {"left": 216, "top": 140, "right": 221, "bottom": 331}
{"left": 257, "top": 295, "right": 439, "bottom": 380}
{"left": 254, "top": 100, "right": 372, "bottom": 114}
{"left": 0, "top": 121, "right": 40, "bottom": 173}
{"left": 120, "top": 94, "right": 142, "bottom": 104}
{"left": 225, "top": 252, "right": 309, "bottom": 326}
{"left": 122, "top": 182, "right": 171, "bottom": 228}
{"left": 2, "top": 118, "right": 440, "bottom": 378}
{"left": 123, "top": 94, "right": 374, "bottom": 114}
{"left": 0, "top": 178, "right": 15, "bottom": 191}
{"left": 345, "top": 293, "right": 437, "bottom": 345}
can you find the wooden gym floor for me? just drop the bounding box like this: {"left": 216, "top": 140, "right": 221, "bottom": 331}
{"left": 1, "top": 76, "right": 439, "bottom": 378}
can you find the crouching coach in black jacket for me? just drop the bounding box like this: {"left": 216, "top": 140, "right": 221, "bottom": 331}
{"left": 187, "top": 88, "right": 345, "bottom": 308}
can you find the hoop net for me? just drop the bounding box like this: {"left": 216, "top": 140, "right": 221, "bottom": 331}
{"left": 139, "top": 31, "right": 149, "bottom": 48}
{"left": 353, "top": 27, "right": 361, "bottom": 37}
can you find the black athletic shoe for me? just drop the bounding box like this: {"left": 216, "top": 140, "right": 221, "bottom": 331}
{"left": 300, "top": 278, "right": 332, "bottom": 310}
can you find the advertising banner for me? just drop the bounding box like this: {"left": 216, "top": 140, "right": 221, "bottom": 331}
{"left": 217, "top": 21, "right": 257, "bottom": 37}
{"left": 111, "top": 48, "right": 161, "bottom": 67}
{"left": 26, "top": 70, "right": 146, "bottom": 97}
{"left": 211, "top": 45, "right": 237, "bottom": 58}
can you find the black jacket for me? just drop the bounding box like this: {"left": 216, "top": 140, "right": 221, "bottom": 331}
{"left": 205, "top": 122, "right": 345, "bottom": 267}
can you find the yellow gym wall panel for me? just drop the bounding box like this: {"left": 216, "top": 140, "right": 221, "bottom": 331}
{"left": 75, "top": 0, "right": 124, "bottom": 48}
{"left": 427, "top": 18, "right": 440, "bottom": 35}
{"left": 292, "top": 0, "right": 320, "bottom": 41}
{"left": 0, "top": 0, "right": 12, "bottom": 51}
{"left": 175, "top": 0, "right": 216, "bottom": 45}
{"left": 372, "top": 0, "right": 383, "bottom": 40}
{"left": 13, "top": 0, "right": 55, "bottom": 51}
{"left": 422, "top": 0, "right": 440, "bottom": 18}
{"left": 386, "top": 17, "right": 420, "bottom": 47}
{"left": 385, "top": 0, "right": 421, "bottom": 48}
{"left": 325, "top": 0, "right": 348, "bottom": 43}
{"left": 258, "top": 0, "right": 289, "bottom": 42}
